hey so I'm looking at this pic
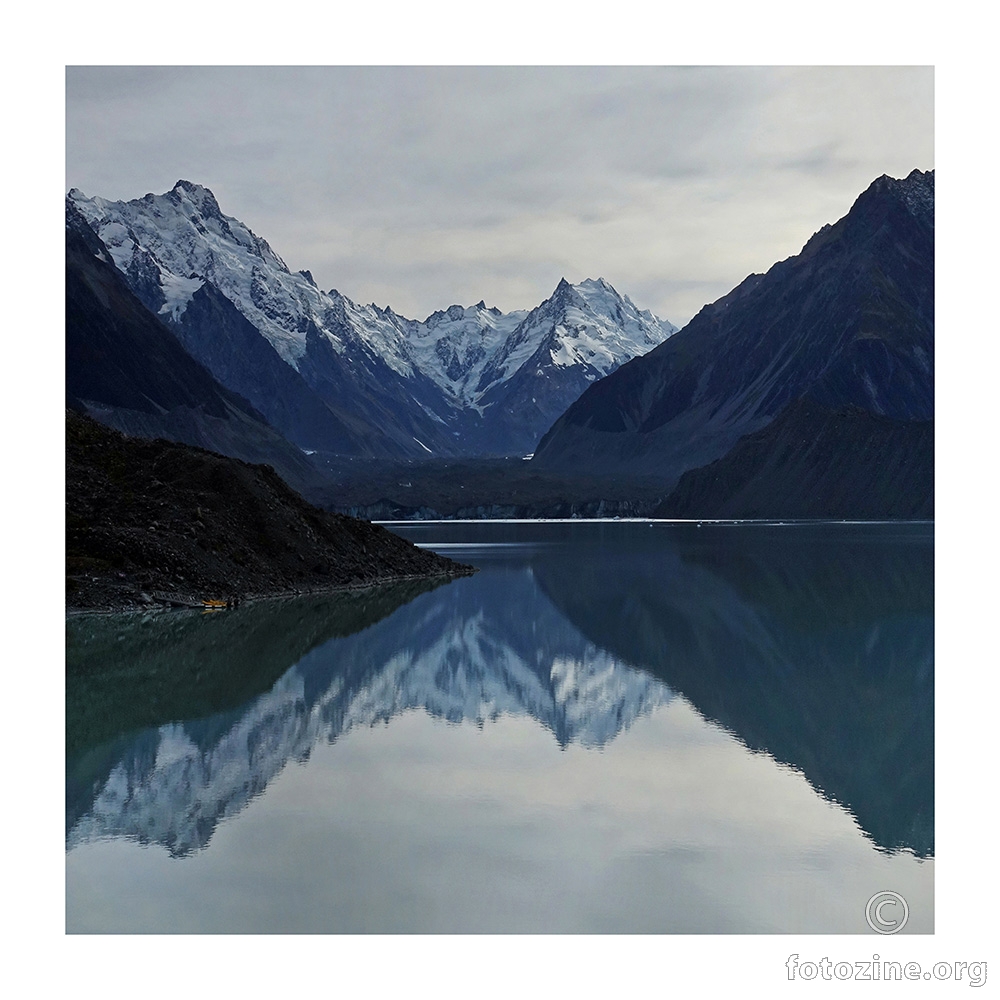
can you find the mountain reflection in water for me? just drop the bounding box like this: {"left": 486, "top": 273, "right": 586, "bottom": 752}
{"left": 66, "top": 521, "right": 932, "bottom": 872}
{"left": 530, "top": 521, "right": 934, "bottom": 857}
{"left": 395, "top": 520, "right": 934, "bottom": 859}
{"left": 67, "top": 564, "right": 672, "bottom": 857}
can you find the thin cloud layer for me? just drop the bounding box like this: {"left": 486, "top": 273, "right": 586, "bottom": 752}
{"left": 66, "top": 66, "right": 933, "bottom": 326}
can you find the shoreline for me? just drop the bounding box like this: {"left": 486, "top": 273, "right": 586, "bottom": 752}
{"left": 66, "top": 565, "right": 477, "bottom": 618}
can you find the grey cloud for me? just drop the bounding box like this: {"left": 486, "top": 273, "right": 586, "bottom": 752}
{"left": 66, "top": 66, "right": 933, "bottom": 327}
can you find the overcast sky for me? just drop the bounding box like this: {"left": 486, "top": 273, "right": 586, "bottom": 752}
{"left": 66, "top": 66, "right": 932, "bottom": 326}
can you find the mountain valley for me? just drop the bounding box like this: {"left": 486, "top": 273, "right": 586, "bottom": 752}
{"left": 66, "top": 170, "right": 934, "bottom": 522}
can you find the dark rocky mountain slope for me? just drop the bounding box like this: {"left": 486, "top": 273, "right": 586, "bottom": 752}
{"left": 656, "top": 398, "right": 933, "bottom": 519}
{"left": 532, "top": 170, "right": 934, "bottom": 518}
{"left": 66, "top": 410, "right": 473, "bottom": 613}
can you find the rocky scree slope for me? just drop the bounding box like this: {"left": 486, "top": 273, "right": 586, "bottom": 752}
{"left": 66, "top": 410, "right": 473, "bottom": 613}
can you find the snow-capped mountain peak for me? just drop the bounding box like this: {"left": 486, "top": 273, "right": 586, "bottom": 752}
{"left": 475, "top": 276, "right": 677, "bottom": 393}
{"left": 69, "top": 182, "right": 314, "bottom": 363}
{"left": 68, "top": 182, "right": 678, "bottom": 458}
{"left": 170, "top": 179, "right": 223, "bottom": 218}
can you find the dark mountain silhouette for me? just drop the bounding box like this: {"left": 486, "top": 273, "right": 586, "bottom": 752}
{"left": 656, "top": 398, "right": 933, "bottom": 519}
{"left": 532, "top": 170, "right": 934, "bottom": 519}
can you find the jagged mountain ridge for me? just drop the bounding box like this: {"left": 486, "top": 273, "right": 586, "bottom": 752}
{"left": 532, "top": 169, "right": 934, "bottom": 518}
{"left": 67, "top": 182, "right": 676, "bottom": 458}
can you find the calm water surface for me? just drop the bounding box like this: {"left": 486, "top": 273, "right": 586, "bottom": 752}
{"left": 66, "top": 520, "right": 933, "bottom": 933}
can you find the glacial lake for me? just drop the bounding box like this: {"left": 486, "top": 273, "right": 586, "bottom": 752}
{"left": 66, "top": 520, "right": 933, "bottom": 934}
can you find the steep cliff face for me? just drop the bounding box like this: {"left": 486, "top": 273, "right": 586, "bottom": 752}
{"left": 532, "top": 171, "right": 933, "bottom": 518}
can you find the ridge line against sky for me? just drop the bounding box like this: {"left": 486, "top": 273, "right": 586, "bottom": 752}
{"left": 65, "top": 65, "right": 932, "bottom": 328}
